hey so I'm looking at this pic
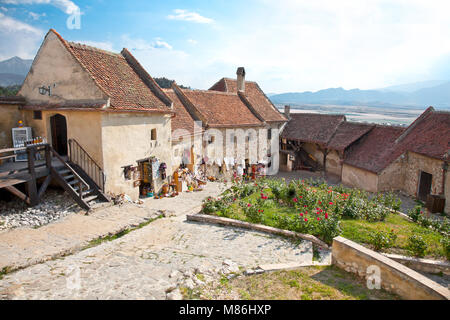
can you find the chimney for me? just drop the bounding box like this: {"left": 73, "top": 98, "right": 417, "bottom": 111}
{"left": 236, "top": 67, "right": 246, "bottom": 92}
{"left": 284, "top": 105, "right": 290, "bottom": 118}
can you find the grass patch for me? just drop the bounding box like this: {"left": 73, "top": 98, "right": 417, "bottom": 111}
{"left": 341, "top": 214, "right": 445, "bottom": 258}
{"left": 201, "top": 266, "right": 399, "bottom": 300}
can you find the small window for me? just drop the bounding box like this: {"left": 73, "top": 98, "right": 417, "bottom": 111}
{"left": 208, "top": 136, "right": 215, "bottom": 144}
{"left": 33, "top": 110, "right": 42, "bottom": 120}
{"left": 151, "top": 129, "right": 157, "bottom": 141}
{"left": 268, "top": 128, "right": 272, "bottom": 140}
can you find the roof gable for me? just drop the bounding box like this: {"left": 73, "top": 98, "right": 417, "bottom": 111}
{"left": 180, "top": 89, "right": 263, "bottom": 128}
{"left": 327, "top": 121, "right": 374, "bottom": 151}
{"left": 209, "top": 78, "right": 287, "bottom": 123}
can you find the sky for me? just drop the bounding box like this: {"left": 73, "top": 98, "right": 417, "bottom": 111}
{"left": 1, "top": 0, "right": 450, "bottom": 93}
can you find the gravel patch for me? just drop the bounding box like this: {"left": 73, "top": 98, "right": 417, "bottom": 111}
{"left": 0, "top": 188, "right": 82, "bottom": 231}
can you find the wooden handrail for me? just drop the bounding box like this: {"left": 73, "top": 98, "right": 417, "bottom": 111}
{"left": 68, "top": 139, "right": 102, "bottom": 170}
{"left": 68, "top": 139, "right": 105, "bottom": 191}
{"left": 49, "top": 145, "right": 90, "bottom": 191}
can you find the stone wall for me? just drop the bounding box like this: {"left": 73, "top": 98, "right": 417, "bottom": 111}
{"left": 403, "top": 151, "right": 444, "bottom": 197}
{"left": 302, "top": 142, "right": 324, "bottom": 166}
{"left": 378, "top": 157, "right": 405, "bottom": 192}
{"left": 326, "top": 149, "right": 342, "bottom": 177}
{"left": 101, "top": 112, "right": 173, "bottom": 200}
{"left": 0, "top": 104, "right": 22, "bottom": 149}
{"left": 342, "top": 164, "right": 378, "bottom": 193}
{"left": 445, "top": 169, "right": 450, "bottom": 214}
{"left": 332, "top": 236, "right": 450, "bottom": 300}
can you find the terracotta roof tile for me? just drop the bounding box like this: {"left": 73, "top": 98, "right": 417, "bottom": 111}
{"left": 344, "top": 125, "right": 406, "bottom": 173}
{"left": 327, "top": 121, "right": 374, "bottom": 151}
{"left": 163, "top": 89, "right": 199, "bottom": 138}
{"left": 181, "top": 89, "right": 263, "bottom": 128}
{"left": 281, "top": 113, "right": 345, "bottom": 145}
{"left": 67, "top": 42, "right": 171, "bottom": 112}
{"left": 209, "top": 78, "right": 287, "bottom": 122}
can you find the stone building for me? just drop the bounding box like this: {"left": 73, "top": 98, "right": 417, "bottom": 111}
{"left": 4, "top": 29, "right": 174, "bottom": 201}
{"left": 165, "top": 68, "right": 288, "bottom": 179}
{"left": 280, "top": 106, "right": 450, "bottom": 213}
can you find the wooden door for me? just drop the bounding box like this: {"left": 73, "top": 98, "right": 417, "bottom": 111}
{"left": 50, "top": 114, "right": 68, "bottom": 156}
{"left": 418, "top": 171, "right": 432, "bottom": 202}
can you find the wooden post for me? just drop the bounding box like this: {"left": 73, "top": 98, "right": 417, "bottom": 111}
{"left": 45, "top": 144, "right": 51, "bottom": 169}
{"left": 26, "top": 146, "right": 39, "bottom": 206}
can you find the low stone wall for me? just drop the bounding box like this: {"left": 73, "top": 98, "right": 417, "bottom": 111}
{"left": 332, "top": 236, "right": 449, "bottom": 300}
{"left": 186, "top": 213, "right": 329, "bottom": 249}
{"left": 382, "top": 253, "right": 450, "bottom": 276}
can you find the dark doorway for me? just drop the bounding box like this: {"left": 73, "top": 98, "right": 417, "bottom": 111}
{"left": 418, "top": 171, "right": 432, "bottom": 201}
{"left": 50, "top": 114, "right": 68, "bottom": 156}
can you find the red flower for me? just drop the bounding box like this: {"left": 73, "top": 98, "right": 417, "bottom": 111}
{"left": 247, "top": 203, "right": 252, "bottom": 207}
{"left": 325, "top": 213, "right": 329, "bottom": 219}
{"left": 304, "top": 218, "right": 308, "bottom": 222}
{"left": 293, "top": 198, "right": 298, "bottom": 202}
{"left": 299, "top": 196, "right": 303, "bottom": 199}
{"left": 304, "top": 205, "right": 307, "bottom": 208}
{"left": 233, "top": 198, "right": 236, "bottom": 201}
{"left": 329, "top": 202, "right": 333, "bottom": 205}
{"left": 299, "top": 213, "right": 304, "bottom": 217}
{"left": 305, "top": 210, "right": 308, "bottom": 214}
{"left": 317, "top": 217, "right": 321, "bottom": 221}
{"left": 318, "top": 201, "right": 322, "bottom": 204}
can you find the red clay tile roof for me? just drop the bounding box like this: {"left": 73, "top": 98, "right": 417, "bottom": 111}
{"left": 180, "top": 89, "right": 263, "bottom": 128}
{"left": 281, "top": 113, "right": 346, "bottom": 145}
{"left": 390, "top": 107, "right": 450, "bottom": 162}
{"left": 209, "top": 78, "right": 287, "bottom": 123}
{"left": 327, "top": 121, "right": 374, "bottom": 151}
{"left": 163, "top": 89, "right": 201, "bottom": 139}
{"left": 67, "top": 42, "right": 171, "bottom": 112}
{"left": 344, "top": 107, "right": 450, "bottom": 173}
{"left": 344, "top": 125, "right": 406, "bottom": 173}
{"left": 48, "top": 30, "right": 172, "bottom": 113}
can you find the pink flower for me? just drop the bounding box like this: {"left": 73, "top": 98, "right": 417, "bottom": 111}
{"left": 247, "top": 203, "right": 252, "bottom": 207}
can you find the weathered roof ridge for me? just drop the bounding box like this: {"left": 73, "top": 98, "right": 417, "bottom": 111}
{"left": 68, "top": 41, "right": 122, "bottom": 57}
{"left": 181, "top": 88, "right": 241, "bottom": 96}
{"left": 395, "top": 106, "right": 435, "bottom": 144}
{"left": 120, "top": 48, "right": 173, "bottom": 108}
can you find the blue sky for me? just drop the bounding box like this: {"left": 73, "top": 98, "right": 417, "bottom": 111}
{"left": 1, "top": 0, "right": 450, "bottom": 93}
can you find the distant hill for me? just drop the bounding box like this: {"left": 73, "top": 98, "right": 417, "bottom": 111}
{"left": 270, "top": 81, "right": 450, "bottom": 108}
{"left": 0, "top": 56, "right": 32, "bottom": 86}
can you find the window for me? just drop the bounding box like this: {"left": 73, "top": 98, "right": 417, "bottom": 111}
{"left": 208, "top": 135, "right": 215, "bottom": 144}
{"left": 268, "top": 128, "right": 272, "bottom": 140}
{"left": 33, "top": 110, "right": 42, "bottom": 120}
{"left": 151, "top": 129, "right": 157, "bottom": 141}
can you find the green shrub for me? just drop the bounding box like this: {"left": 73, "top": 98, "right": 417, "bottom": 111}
{"left": 408, "top": 205, "right": 423, "bottom": 222}
{"left": 316, "top": 215, "right": 342, "bottom": 244}
{"left": 368, "top": 230, "right": 397, "bottom": 252}
{"left": 407, "top": 235, "right": 427, "bottom": 257}
{"left": 441, "top": 237, "right": 450, "bottom": 260}
{"left": 242, "top": 202, "right": 264, "bottom": 224}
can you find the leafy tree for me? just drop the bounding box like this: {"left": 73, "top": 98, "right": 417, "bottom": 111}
{"left": 153, "top": 77, "right": 190, "bottom": 89}
{"left": 0, "top": 85, "right": 21, "bottom": 96}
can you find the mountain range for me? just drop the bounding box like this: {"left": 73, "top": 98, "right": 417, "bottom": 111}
{"left": 270, "top": 80, "right": 450, "bottom": 109}
{"left": 0, "top": 57, "right": 33, "bottom": 86}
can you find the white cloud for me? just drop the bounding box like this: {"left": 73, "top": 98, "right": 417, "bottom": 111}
{"left": 167, "top": 9, "right": 213, "bottom": 24}
{"left": 28, "top": 11, "right": 46, "bottom": 20}
{"left": 201, "top": 0, "right": 450, "bottom": 92}
{"left": 0, "top": 6, "right": 7, "bottom": 11}
{"left": 2, "top": 0, "right": 79, "bottom": 14}
{"left": 187, "top": 39, "right": 198, "bottom": 45}
{"left": 0, "top": 12, "right": 43, "bottom": 60}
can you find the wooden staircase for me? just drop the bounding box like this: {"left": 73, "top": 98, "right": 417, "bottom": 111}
{"left": 50, "top": 146, "right": 109, "bottom": 211}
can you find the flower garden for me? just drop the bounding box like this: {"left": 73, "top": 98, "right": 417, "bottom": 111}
{"left": 202, "top": 178, "right": 450, "bottom": 260}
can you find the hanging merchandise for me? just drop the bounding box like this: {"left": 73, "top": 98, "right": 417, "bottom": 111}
{"left": 159, "top": 162, "right": 167, "bottom": 180}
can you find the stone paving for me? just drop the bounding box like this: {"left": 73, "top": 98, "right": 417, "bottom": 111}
{"left": 0, "top": 181, "right": 318, "bottom": 300}
{"left": 0, "top": 182, "right": 227, "bottom": 272}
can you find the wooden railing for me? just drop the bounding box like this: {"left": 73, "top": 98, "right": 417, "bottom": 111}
{"left": 68, "top": 139, "right": 105, "bottom": 191}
